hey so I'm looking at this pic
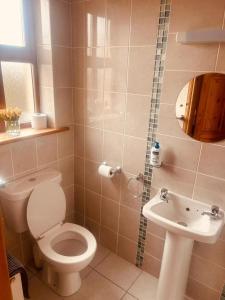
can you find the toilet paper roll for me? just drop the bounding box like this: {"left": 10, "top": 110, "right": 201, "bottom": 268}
{"left": 98, "top": 164, "right": 114, "bottom": 178}
{"left": 31, "top": 113, "right": 47, "bottom": 129}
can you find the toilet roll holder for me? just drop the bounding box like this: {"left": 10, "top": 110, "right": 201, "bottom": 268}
{"left": 101, "top": 162, "right": 122, "bottom": 176}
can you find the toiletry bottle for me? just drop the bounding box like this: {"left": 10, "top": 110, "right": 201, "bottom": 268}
{"left": 150, "top": 141, "right": 161, "bottom": 167}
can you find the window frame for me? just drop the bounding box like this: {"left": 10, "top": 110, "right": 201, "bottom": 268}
{"left": 0, "top": 0, "right": 40, "bottom": 132}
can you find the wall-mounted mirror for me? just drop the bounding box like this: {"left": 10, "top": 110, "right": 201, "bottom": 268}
{"left": 176, "top": 73, "right": 225, "bottom": 142}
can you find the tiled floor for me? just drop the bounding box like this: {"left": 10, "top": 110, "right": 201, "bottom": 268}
{"left": 27, "top": 245, "right": 158, "bottom": 300}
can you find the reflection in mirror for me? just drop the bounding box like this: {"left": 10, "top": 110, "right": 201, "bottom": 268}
{"left": 176, "top": 73, "right": 225, "bottom": 142}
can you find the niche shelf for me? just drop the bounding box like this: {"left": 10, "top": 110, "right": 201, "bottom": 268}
{"left": 176, "top": 29, "right": 225, "bottom": 44}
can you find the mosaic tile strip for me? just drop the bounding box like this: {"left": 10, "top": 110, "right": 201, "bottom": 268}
{"left": 136, "top": 0, "right": 171, "bottom": 267}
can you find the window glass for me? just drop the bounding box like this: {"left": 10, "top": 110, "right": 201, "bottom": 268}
{"left": 1, "top": 62, "right": 34, "bottom": 123}
{"left": 0, "top": 0, "right": 25, "bottom": 47}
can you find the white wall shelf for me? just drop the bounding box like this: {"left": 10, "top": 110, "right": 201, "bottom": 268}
{"left": 176, "top": 29, "right": 225, "bottom": 44}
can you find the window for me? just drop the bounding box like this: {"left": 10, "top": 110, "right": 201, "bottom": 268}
{"left": 0, "top": 0, "right": 39, "bottom": 131}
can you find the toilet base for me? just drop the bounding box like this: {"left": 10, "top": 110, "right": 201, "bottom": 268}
{"left": 43, "top": 263, "right": 82, "bottom": 296}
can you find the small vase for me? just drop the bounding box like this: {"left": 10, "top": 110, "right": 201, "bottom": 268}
{"left": 5, "top": 119, "right": 20, "bottom": 136}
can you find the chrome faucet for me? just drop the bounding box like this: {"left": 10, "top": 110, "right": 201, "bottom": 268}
{"left": 160, "top": 188, "right": 169, "bottom": 202}
{"left": 201, "top": 205, "right": 221, "bottom": 219}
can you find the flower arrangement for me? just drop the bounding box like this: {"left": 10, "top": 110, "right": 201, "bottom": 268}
{"left": 0, "top": 107, "right": 22, "bottom": 121}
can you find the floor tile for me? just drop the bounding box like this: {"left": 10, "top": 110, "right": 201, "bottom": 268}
{"left": 80, "top": 266, "right": 92, "bottom": 279}
{"left": 96, "top": 253, "right": 141, "bottom": 290}
{"left": 29, "top": 276, "right": 62, "bottom": 300}
{"left": 128, "top": 271, "right": 158, "bottom": 300}
{"left": 65, "top": 270, "right": 125, "bottom": 300}
{"left": 122, "top": 293, "right": 138, "bottom": 300}
{"left": 90, "top": 244, "right": 111, "bottom": 268}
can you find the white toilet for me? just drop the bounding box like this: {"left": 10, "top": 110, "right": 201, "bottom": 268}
{"left": 0, "top": 169, "right": 97, "bottom": 296}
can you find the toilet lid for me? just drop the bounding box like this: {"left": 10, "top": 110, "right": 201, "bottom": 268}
{"left": 27, "top": 182, "right": 66, "bottom": 239}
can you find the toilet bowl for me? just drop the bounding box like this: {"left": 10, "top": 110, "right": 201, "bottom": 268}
{"left": 26, "top": 181, "right": 97, "bottom": 296}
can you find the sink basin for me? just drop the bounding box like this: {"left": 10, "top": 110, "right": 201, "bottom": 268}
{"left": 143, "top": 189, "right": 224, "bottom": 244}
{"left": 142, "top": 189, "right": 225, "bottom": 300}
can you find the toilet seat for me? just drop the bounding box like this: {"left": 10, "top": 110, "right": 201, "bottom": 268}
{"left": 37, "top": 223, "right": 97, "bottom": 271}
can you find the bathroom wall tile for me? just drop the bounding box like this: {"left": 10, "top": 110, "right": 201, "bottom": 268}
{"left": 52, "top": 46, "right": 72, "bottom": 87}
{"left": 103, "top": 92, "right": 126, "bottom": 134}
{"left": 58, "top": 156, "right": 74, "bottom": 187}
{"left": 158, "top": 134, "right": 201, "bottom": 171}
{"left": 166, "top": 34, "right": 218, "bottom": 71}
{"left": 85, "top": 218, "right": 100, "bottom": 241}
{"left": 104, "top": 47, "right": 129, "bottom": 92}
{"left": 160, "top": 71, "right": 203, "bottom": 105}
{"left": 152, "top": 165, "right": 195, "bottom": 198}
{"left": 50, "top": 0, "right": 71, "bottom": 46}
{"left": 128, "top": 46, "right": 155, "bottom": 95}
{"left": 75, "top": 125, "right": 85, "bottom": 157}
{"left": 103, "top": 131, "right": 123, "bottom": 165}
{"left": 106, "top": 0, "right": 131, "bottom": 47}
{"left": 37, "top": 134, "right": 58, "bottom": 166}
{"left": 73, "top": 88, "right": 85, "bottom": 125}
{"left": 85, "top": 89, "right": 104, "bottom": 129}
{"left": 37, "top": 45, "right": 54, "bottom": 87}
{"left": 64, "top": 185, "right": 75, "bottom": 215}
{"left": 72, "top": 1, "right": 85, "bottom": 47}
{"left": 123, "top": 136, "right": 146, "bottom": 175}
{"left": 85, "top": 127, "right": 103, "bottom": 162}
{"left": 58, "top": 127, "right": 74, "bottom": 159}
{"left": 101, "top": 197, "right": 119, "bottom": 232}
{"left": 120, "top": 172, "right": 142, "bottom": 211}
{"left": 130, "top": 0, "right": 159, "bottom": 46}
{"left": 100, "top": 226, "right": 117, "bottom": 252}
{"left": 170, "top": 0, "right": 225, "bottom": 33}
{"left": 90, "top": 244, "right": 110, "bottom": 268}
{"left": 102, "top": 174, "right": 121, "bottom": 202}
{"left": 189, "top": 255, "right": 225, "bottom": 291}
{"left": 147, "top": 222, "right": 166, "bottom": 239}
{"left": 54, "top": 88, "right": 73, "bottom": 126}
{"left": 0, "top": 145, "right": 13, "bottom": 179}
{"left": 75, "top": 157, "right": 85, "bottom": 186}
{"left": 193, "top": 174, "right": 225, "bottom": 210}
{"left": 85, "top": 190, "right": 101, "bottom": 223}
{"left": 75, "top": 185, "right": 85, "bottom": 215}
{"left": 85, "top": 160, "right": 101, "bottom": 194}
{"left": 85, "top": 47, "right": 105, "bottom": 90}
{"left": 142, "top": 253, "right": 161, "bottom": 279}
{"left": 11, "top": 140, "right": 37, "bottom": 175}
{"left": 119, "top": 206, "right": 140, "bottom": 242}
{"left": 125, "top": 94, "right": 150, "bottom": 139}
{"left": 117, "top": 235, "right": 137, "bottom": 265}
{"left": 186, "top": 278, "right": 220, "bottom": 300}
{"left": 145, "top": 233, "right": 164, "bottom": 261}
{"left": 198, "top": 144, "right": 225, "bottom": 179}
{"left": 39, "top": 87, "right": 55, "bottom": 127}
{"left": 84, "top": 0, "right": 106, "bottom": 47}
{"left": 216, "top": 44, "right": 225, "bottom": 72}
{"left": 72, "top": 48, "right": 85, "bottom": 88}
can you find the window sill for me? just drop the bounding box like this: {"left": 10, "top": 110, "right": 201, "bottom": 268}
{"left": 0, "top": 127, "right": 69, "bottom": 146}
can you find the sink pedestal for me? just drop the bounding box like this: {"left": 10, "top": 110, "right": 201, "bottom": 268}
{"left": 156, "top": 231, "right": 194, "bottom": 300}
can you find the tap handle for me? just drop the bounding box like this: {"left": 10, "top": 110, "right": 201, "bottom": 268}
{"left": 211, "top": 205, "right": 219, "bottom": 214}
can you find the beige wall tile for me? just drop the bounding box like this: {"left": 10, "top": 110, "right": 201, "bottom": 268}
{"left": 0, "top": 145, "right": 13, "bottom": 179}
{"left": 216, "top": 44, "right": 225, "bottom": 72}
{"left": 75, "top": 125, "right": 85, "bottom": 157}
{"left": 118, "top": 235, "right": 137, "bottom": 265}
{"left": 58, "top": 127, "right": 74, "bottom": 158}
{"left": 147, "top": 221, "right": 166, "bottom": 239}
{"left": 101, "top": 197, "right": 119, "bottom": 232}
{"left": 37, "top": 45, "right": 54, "bottom": 87}
{"left": 37, "top": 134, "right": 58, "bottom": 166}
{"left": 85, "top": 190, "right": 101, "bottom": 222}
{"left": 104, "top": 47, "right": 129, "bottom": 92}
{"left": 64, "top": 185, "right": 75, "bottom": 215}
{"left": 198, "top": 144, "right": 225, "bottom": 179}
{"left": 123, "top": 136, "right": 146, "bottom": 175}
{"left": 152, "top": 165, "right": 196, "bottom": 198}
{"left": 58, "top": 156, "right": 74, "bottom": 187}
{"left": 186, "top": 278, "right": 220, "bottom": 300}
{"left": 85, "top": 218, "right": 100, "bottom": 241}
{"left": 72, "top": 48, "right": 85, "bottom": 88}
{"left": 73, "top": 88, "right": 85, "bottom": 125}
{"left": 85, "top": 160, "right": 101, "bottom": 194}
{"left": 128, "top": 46, "right": 155, "bottom": 94}
{"left": 102, "top": 173, "right": 121, "bottom": 202}
{"left": 75, "top": 157, "right": 85, "bottom": 186}
{"left": 103, "top": 131, "right": 123, "bottom": 165}
{"left": 106, "top": 0, "right": 131, "bottom": 47}
{"left": 100, "top": 226, "right": 117, "bottom": 252}
{"left": 119, "top": 206, "right": 140, "bottom": 242}
{"left": 52, "top": 46, "right": 72, "bottom": 87}
{"left": 166, "top": 34, "right": 218, "bottom": 71}
{"left": 72, "top": 1, "right": 85, "bottom": 47}
{"left": 85, "top": 90, "right": 104, "bottom": 129}
{"left": 75, "top": 185, "right": 85, "bottom": 215}
{"left": 145, "top": 233, "right": 164, "bottom": 261}
{"left": 131, "top": 0, "right": 159, "bottom": 46}
{"left": 170, "top": 0, "right": 225, "bottom": 32}
{"left": 54, "top": 88, "right": 73, "bottom": 126}
{"left": 125, "top": 94, "right": 150, "bottom": 138}
{"left": 11, "top": 140, "right": 37, "bottom": 175}
{"left": 85, "top": 127, "right": 103, "bottom": 162}
{"left": 142, "top": 253, "right": 161, "bottom": 278}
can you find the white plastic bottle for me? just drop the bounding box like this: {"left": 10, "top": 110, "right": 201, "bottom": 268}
{"left": 150, "top": 141, "right": 161, "bottom": 167}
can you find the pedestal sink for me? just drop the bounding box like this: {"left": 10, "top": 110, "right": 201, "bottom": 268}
{"left": 143, "top": 189, "right": 225, "bottom": 300}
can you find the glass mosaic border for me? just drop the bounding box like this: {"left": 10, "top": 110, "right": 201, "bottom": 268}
{"left": 136, "top": 0, "right": 171, "bottom": 267}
